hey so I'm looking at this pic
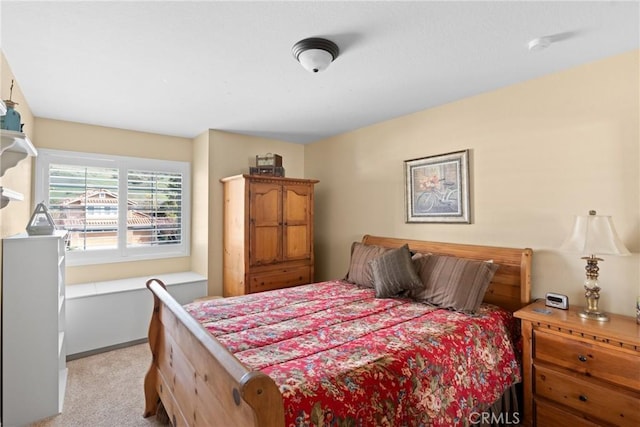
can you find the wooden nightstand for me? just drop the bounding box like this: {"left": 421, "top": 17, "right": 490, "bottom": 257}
{"left": 515, "top": 300, "right": 640, "bottom": 427}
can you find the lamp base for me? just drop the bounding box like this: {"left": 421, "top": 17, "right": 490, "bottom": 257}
{"left": 578, "top": 309, "right": 609, "bottom": 322}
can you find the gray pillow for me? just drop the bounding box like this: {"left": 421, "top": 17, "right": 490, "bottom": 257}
{"left": 370, "top": 244, "right": 422, "bottom": 298}
{"left": 410, "top": 254, "right": 499, "bottom": 313}
{"left": 345, "top": 242, "right": 390, "bottom": 287}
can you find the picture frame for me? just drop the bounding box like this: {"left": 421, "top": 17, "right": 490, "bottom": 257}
{"left": 404, "top": 149, "right": 470, "bottom": 223}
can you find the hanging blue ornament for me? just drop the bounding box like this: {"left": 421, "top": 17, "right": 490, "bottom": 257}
{"left": 1, "top": 100, "right": 22, "bottom": 132}
{"left": 1, "top": 80, "right": 23, "bottom": 132}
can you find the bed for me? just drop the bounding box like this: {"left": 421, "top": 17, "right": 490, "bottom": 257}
{"left": 143, "top": 235, "right": 532, "bottom": 426}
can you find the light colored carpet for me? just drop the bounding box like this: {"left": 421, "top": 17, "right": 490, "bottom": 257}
{"left": 30, "top": 344, "right": 164, "bottom": 427}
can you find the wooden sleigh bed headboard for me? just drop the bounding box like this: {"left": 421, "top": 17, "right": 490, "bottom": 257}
{"left": 362, "top": 235, "right": 532, "bottom": 312}
{"left": 143, "top": 235, "right": 532, "bottom": 426}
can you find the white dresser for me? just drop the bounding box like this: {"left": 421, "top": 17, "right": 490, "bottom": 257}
{"left": 2, "top": 230, "right": 68, "bottom": 426}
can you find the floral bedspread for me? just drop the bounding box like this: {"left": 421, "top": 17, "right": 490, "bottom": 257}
{"left": 184, "top": 280, "right": 521, "bottom": 427}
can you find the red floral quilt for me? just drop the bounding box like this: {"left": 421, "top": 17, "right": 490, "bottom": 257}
{"left": 184, "top": 280, "right": 521, "bottom": 427}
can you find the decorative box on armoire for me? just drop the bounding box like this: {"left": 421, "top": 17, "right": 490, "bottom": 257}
{"left": 2, "top": 230, "right": 68, "bottom": 426}
{"left": 221, "top": 174, "right": 318, "bottom": 297}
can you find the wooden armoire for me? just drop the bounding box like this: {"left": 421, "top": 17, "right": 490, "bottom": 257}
{"left": 221, "top": 174, "right": 319, "bottom": 296}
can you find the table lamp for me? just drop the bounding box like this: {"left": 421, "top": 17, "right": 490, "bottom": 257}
{"left": 560, "top": 210, "right": 630, "bottom": 321}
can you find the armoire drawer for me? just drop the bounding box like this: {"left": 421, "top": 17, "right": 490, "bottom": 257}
{"left": 534, "top": 329, "right": 639, "bottom": 390}
{"left": 534, "top": 365, "right": 639, "bottom": 426}
{"left": 249, "top": 267, "right": 311, "bottom": 293}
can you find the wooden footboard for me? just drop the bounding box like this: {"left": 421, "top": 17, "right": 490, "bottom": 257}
{"left": 143, "top": 278, "right": 284, "bottom": 426}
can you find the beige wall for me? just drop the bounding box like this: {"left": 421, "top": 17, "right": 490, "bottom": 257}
{"left": 3, "top": 50, "right": 638, "bottom": 316}
{"left": 305, "top": 49, "right": 640, "bottom": 317}
{"left": 32, "top": 118, "right": 193, "bottom": 284}
{"left": 190, "top": 131, "right": 210, "bottom": 279}
{"left": 202, "top": 130, "right": 305, "bottom": 296}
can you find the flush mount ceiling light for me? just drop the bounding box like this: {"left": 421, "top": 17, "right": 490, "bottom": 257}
{"left": 528, "top": 31, "right": 578, "bottom": 53}
{"left": 292, "top": 37, "right": 339, "bottom": 73}
{"left": 528, "top": 36, "right": 552, "bottom": 52}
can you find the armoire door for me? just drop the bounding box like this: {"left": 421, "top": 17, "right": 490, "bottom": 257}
{"left": 249, "top": 181, "right": 282, "bottom": 266}
{"left": 283, "top": 183, "right": 312, "bottom": 261}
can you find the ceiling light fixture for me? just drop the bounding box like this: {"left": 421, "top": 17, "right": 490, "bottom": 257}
{"left": 528, "top": 36, "right": 552, "bottom": 52}
{"left": 292, "top": 37, "right": 339, "bottom": 73}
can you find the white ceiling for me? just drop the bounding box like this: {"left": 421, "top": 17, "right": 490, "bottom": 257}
{"left": 1, "top": 1, "right": 638, "bottom": 144}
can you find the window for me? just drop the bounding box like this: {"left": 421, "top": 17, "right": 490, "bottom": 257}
{"left": 36, "top": 149, "right": 190, "bottom": 266}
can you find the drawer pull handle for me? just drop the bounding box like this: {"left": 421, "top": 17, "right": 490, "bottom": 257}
{"left": 579, "top": 395, "right": 588, "bottom": 402}
{"left": 578, "top": 354, "right": 587, "bottom": 362}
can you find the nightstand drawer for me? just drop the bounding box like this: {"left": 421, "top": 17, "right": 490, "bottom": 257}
{"left": 534, "top": 365, "right": 640, "bottom": 426}
{"left": 534, "top": 329, "right": 639, "bottom": 390}
{"left": 534, "top": 399, "right": 602, "bottom": 427}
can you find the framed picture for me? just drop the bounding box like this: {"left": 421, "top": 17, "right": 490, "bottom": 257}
{"left": 404, "top": 149, "right": 470, "bottom": 223}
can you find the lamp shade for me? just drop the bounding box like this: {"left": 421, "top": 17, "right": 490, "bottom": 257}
{"left": 560, "top": 211, "right": 630, "bottom": 256}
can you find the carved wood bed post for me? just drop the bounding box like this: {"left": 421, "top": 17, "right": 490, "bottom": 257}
{"left": 144, "top": 278, "right": 164, "bottom": 418}
{"left": 520, "top": 249, "right": 533, "bottom": 307}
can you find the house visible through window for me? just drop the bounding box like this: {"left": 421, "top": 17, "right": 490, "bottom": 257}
{"left": 127, "top": 169, "right": 183, "bottom": 248}
{"left": 36, "top": 149, "right": 190, "bottom": 266}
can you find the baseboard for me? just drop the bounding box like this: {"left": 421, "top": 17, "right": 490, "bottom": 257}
{"left": 66, "top": 338, "right": 149, "bottom": 361}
